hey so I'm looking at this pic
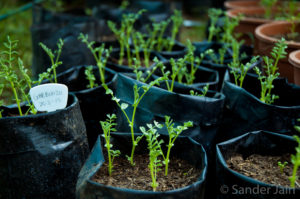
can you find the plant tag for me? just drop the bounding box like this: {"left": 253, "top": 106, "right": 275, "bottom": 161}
{"left": 30, "top": 83, "right": 68, "bottom": 112}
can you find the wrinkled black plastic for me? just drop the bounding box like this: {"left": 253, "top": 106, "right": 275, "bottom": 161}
{"left": 0, "top": 94, "right": 89, "bottom": 199}
{"left": 218, "top": 80, "right": 300, "bottom": 143}
{"left": 31, "top": 6, "right": 112, "bottom": 77}
{"left": 157, "top": 41, "right": 188, "bottom": 59}
{"left": 55, "top": 66, "right": 117, "bottom": 148}
{"left": 216, "top": 131, "right": 300, "bottom": 199}
{"left": 151, "top": 60, "right": 219, "bottom": 91}
{"left": 76, "top": 133, "right": 207, "bottom": 199}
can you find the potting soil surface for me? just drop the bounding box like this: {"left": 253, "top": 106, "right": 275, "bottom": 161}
{"left": 227, "top": 153, "right": 300, "bottom": 188}
{"left": 93, "top": 154, "right": 202, "bottom": 191}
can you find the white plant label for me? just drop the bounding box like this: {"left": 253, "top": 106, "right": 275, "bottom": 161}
{"left": 30, "top": 83, "right": 68, "bottom": 112}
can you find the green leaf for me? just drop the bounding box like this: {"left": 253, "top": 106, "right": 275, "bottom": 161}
{"left": 121, "top": 103, "right": 128, "bottom": 110}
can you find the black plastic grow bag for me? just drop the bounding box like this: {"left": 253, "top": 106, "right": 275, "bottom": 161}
{"left": 76, "top": 133, "right": 208, "bottom": 199}
{"left": 151, "top": 60, "right": 219, "bottom": 91}
{"left": 0, "top": 93, "right": 89, "bottom": 199}
{"left": 216, "top": 131, "right": 300, "bottom": 199}
{"left": 111, "top": 73, "right": 225, "bottom": 153}
{"left": 218, "top": 80, "right": 300, "bottom": 143}
{"left": 156, "top": 41, "right": 188, "bottom": 60}
{"left": 54, "top": 66, "right": 117, "bottom": 148}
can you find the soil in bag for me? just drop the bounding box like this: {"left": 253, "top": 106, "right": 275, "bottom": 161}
{"left": 216, "top": 131, "right": 300, "bottom": 199}
{"left": 76, "top": 133, "right": 207, "bottom": 199}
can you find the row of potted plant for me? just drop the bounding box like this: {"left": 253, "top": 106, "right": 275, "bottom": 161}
{"left": 1, "top": 3, "right": 300, "bottom": 198}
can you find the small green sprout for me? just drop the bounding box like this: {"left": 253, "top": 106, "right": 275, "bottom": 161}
{"left": 260, "top": 0, "right": 277, "bottom": 19}
{"left": 100, "top": 114, "right": 120, "bottom": 176}
{"left": 190, "top": 84, "right": 209, "bottom": 97}
{"left": 278, "top": 161, "right": 288, "bottom": 174}
{"left": 163, "top": 116, "right": 193, "bottom": 176}
{"left": 207, "top": 8, "right": 223, "bottom": 42}
{"left": 254, "top": 38, "right": 287, "bottom": 104}
{"left": 85, "top": 66, "right": 98, "bottom": 89}
{"left": 120, "top": 0, "right": 129, "bottom": 10}
{"left": 140, "top": 121, "right": 164, "bottom": 191}
{"left": 229, "top": 37, "right": 259, "bottom": 88}
{"left": 289, "top": 135, "right": 300, "bottom": 188}
{"left": 78, "top": 33, "right": 111, "bottom": 84}
{"left": 102, "top": 76, "right": 166, "bottom": 165}
{"left": 39, "top": 38, "right": 64, "bottom": 83}
{"left": 168, "top": 10, "right": 183, "bottom": 52}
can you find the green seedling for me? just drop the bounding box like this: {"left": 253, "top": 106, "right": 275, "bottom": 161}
{"left": 78, "top": 33, "right": 111, "bottom": 84}
{"left": 254, "top": 38, "right": 287, "bottom": 104}
{"left": 109, "top": 10, "right": 145, "bottom": 67}
{"left": 0, "top": 36, "right": 37, "bottom": 116}
{"left": 120, "top": 0, "right": 129, "bottom": 10}
{"left": 0, "top": 84, "right": 4, "bottom": 118}
{"left": 289, "top": 135, "right": 300, "bottom": 188}
{"left": 141, "top": 118, "right": 193, "bottom": 190}
{"left": 185, "top": 40, "right": 214, "bottom": 85}
{"left": 278, "top": 161, "right": 288, "bottom": 174}
{"left": 229, "top": 38, "right": 259, "bottom": 88}
{"left": 286, "top": 14, "right": 300, "bottom": 41}
{"left": 168, "top": 10, "right": 183, "bottom": 52}
{"left": 140, "top": 121, "right": 164, "bottom": 191}
{"left": 107, "top": 21, "right": 126, "bottom": 65}
{"left": 163, "top": 116, "right": 193, "bottom": 176}
{"left": 260, "top": 0, "right": 277, "bottom": 19}
{"left": 295, "top": 119, "right": 300, "bottom": 133}
{"left": 85, "top": 66, "right": 98, "bottom": 89}
{"left": 190, "top": 84, "right": 209, "bottom": 97}
{"left": 207, "top": 8, "right": 223, "bottom": 42}
{"left": 100, "top": 114, "right": 121, "bottom": 176}
{"left": 39, "top": 39, "right": 64, "bottom": 83}
{"left": 155, "top": 20, "right": 171, "bottom": 51}
{"left": 102, "top": 76, "right": 166, "bottom": 165}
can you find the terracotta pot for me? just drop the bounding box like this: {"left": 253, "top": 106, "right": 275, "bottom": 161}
{"left": 255, "top": 21, "right": 300, "bottom": 83}
{"left": 224, "top": 0, "right": 260, "bottom": 10}
{"left": 227, "top": 7, "right": 274, "bottom": 46}
{"left": 289, "top": 50, "right": 300, "bottom": 86}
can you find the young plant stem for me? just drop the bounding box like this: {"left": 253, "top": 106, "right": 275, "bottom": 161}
{"left": 101, "top": 114, "right": 120, "bottom": 176}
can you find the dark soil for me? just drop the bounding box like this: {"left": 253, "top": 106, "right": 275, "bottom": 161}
{"left": 93, "top": 154, "right": 202, "bottom": 191}
{"left": 109, "top": 57, "right": 154, "bottom": 68}
{"left": 227, "top": 153, "right": 300, "bottom": 188}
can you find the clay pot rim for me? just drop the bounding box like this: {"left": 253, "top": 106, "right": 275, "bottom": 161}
{"left": 227, "top": 7, "right": 274, "bottom": 24}
{"left": 255, "top": 21, "right": 300, "bottom": 48}
{"left": 289, "top": 50, "right": 300, "bottom": 69}
{"left": 224, "top": 0, "right": 260, "bottom": 10}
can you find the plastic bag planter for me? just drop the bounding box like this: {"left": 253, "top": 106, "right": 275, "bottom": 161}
{"left": 0, "top": 93, "right": 89, "bottom": 199}
{"left": 156, "top": 40, "right": 188, "bottom": 60}
{"left": 216, "top": 131, "right": 300, "bottom": 199}
{"left": 218, "top": 80, "right": 300, "bottom": 143}
{"left": 31, "top": 5, "right": 116, "bottom": 78}
{"left": 76, "top": 133, "right": 208, "bottom": 199}
{"left": 54, "top": 66, "right": 117, "bottom": 148}
{"left": 151, "top": 60, "right": 220, "bottom": 91}
{"left": 107, "top": 49, "right": 166, "bottom": 73}
{"left": 112, "top": 73, "right": 225, "bottom": 153}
